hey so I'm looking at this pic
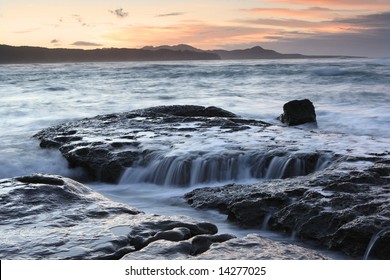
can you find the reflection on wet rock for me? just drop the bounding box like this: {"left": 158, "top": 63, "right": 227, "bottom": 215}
{"left": 0, "top": 174, "right": 217, "bottom": 259}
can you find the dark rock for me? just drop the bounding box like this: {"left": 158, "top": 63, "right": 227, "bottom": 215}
{"left": 133, "top": 105, "right": 237, "bottom": 118}
{"left": 33, "top": 105, "right": 250, "bottom": 183}
{"left": 147, "top": 227, "right": 192, "bottom": 243}
{"left": 17, "top": 174, "right": 66, "bottom": 186}
{"left": 329, "top": 216, "right": 390, "bottom": 259}
{"left": 0, "top": 174, "right": 220, "bottom": 260}
{"left": 35, "top": 105, "right": 333, "bottom": 184}
{"left": 129, "top": 222, "right": 218, "bottom": 250}
{"left": 121, "top": 234, "right": 328, "bottom": 260}
{"left": 190, "top": 234, "right": 234, "bottom": 255}
{"left": 185, "top": 158, "right": 390, "bottom": 259}
{"left": 122, "top": 233, "right": 236, "bottom": 260}
{"left": 278, "top": 99, "right": 317, "bottom": 126}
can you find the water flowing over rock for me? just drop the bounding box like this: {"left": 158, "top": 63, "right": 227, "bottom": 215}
{"left": 32, "top": 105, "right": 390, "bottom": 259}
{"left": 278, "top": 99, "right": 317, "bottom": 126}
{"left": 119, "top": 152, "right": 330, "bottom": 187}
{"left": 185, "top": 158, "right": 390, "bottom": 259}
{"left": 0, "top": 173, "right": 330, "bottom": 260}
{"left": 34, "top": 105, "right": 331, "bottom": 184}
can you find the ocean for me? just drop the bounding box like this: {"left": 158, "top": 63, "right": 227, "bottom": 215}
{"left": 1, "top": 58, "right": 389, "bottom": 257}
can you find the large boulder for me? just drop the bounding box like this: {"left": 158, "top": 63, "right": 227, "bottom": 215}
{"left": 278, "top": 99, "right": 317, "bottom": 126}
{"left": 34, "top": 105, "right": 332, "bottom": 184}
{"left": 34, "top": 105, "right": 269, "bottom": 183}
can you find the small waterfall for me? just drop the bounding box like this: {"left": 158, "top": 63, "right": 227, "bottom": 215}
{"left": 363, "top": 227, "right": 389, "bottom": 260}
{"left": 290, "top": 230, "right": 298, "bottom": 240}
{"left": 264, "top": 157, "right": 304, "bottom": 179}
{"left": 119, "top": 152, "right": 332, "bottom": 187}
{"left": 261, "top": 212, "right": 273, "bottom": 230}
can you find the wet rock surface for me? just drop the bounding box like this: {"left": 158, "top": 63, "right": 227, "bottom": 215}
{"left": 28, "top": 105, "right": 390, "bottom": 259}
{"left": 34, "top": 105, "right": 269, "bottom": 183}
{"left": 122, "top": 234, "right": 327, "bottom": 260}
{"left": 0, "top": 173, "right": 329, "bottom": 260}
{"left": 0, "top": 174, "right": 218, "bottom": 259}
{"left": 278, "top": 99, "right": 317, "bottom": 126}
{"left": 34, "top": 105, "right": 335, "bottom": 184}
{"left": 185, "top": 158, "right": 390, "bottom": 259}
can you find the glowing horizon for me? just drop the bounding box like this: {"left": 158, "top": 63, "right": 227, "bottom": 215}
{"left": 1, "top": 0, "right": 389, "bottom": 57}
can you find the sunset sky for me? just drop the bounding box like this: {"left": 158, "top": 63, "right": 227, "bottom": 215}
{"left": 1, "top": 0, "right": 389, "bottom": 57}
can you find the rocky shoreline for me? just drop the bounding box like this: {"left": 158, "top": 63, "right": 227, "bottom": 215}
{"left": 33, "top": 105, "right": 332, "bottom": 184}
{"left": 1, "top": 105, "right": 389, "bottom": 259}
{"left": 0, "top": 174, "right": 327, "bottom": 260}
{"left": 185, "top": 158, "right": 390, "bottom": 259}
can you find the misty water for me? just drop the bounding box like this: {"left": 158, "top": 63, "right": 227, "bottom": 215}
{"left": 1, "top": 58, "right": 390, "bottom": 258}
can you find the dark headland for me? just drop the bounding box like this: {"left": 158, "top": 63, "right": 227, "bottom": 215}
{"left": 0, "top": 44, "right": 353, "bottom": 64}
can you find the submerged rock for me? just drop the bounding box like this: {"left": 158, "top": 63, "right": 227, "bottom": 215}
{"left": 278, "top": 99, "right": 317, "bottom": 126}
{"left": 186, "top": 158, "right": 390, "bottom": 259}
{"left": 0, "top": 174, "right": 218, "bottom": 259}
{"left": 34, "top": 105, "right": 332, "bottom": 184}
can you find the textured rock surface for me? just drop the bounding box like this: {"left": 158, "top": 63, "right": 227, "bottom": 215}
{"left": 0, "top": 173, "right": 330, "bottom": 260}
{"left": 278, "top": 99, "right": 317, "bottom": 126}
{"left": 34, "top": 105, "right": 337, "bottom": 184}
{"left": 34, "top": 105, "right": 268, "bottom": 183}
{"left": 122, "top": 234, "right": 328, "bottom": 260}
{"left": 0, "top": 174, "right": 218, "bottom": 259}
{"left": 186, "top": 158, "right": 390, "bottom": 259}
{"left": 30, "top": 105, "right": 390, "bottom": 259}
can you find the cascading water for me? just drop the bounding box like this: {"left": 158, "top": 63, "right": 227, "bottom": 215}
{"left": 363, "top": 227, "right": 389, "bottom": 260}
{"left": 119, "top": 151, "right": 332, "bottom": 187}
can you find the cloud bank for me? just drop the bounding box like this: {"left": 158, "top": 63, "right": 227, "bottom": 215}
{"left": 258, "top": 12, "right": 390, "bottom": 57}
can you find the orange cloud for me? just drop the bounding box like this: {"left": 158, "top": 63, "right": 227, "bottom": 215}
{"left": 246, "top": 7, "right": 338, "bottom": 20}
{"left": 241, "top": 18, "right": 324, "bottom": 28}
{"left": 103, "top": 10, "right": 387, "bottom": 50}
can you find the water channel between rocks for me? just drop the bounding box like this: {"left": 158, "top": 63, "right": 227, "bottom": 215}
{"left": 91, "top": 180, "right": 348, "bottom": 259}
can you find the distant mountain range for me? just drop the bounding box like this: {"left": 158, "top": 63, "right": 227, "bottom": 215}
{"left": 0, "top": 44, "right": 348, "bottom": 64}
